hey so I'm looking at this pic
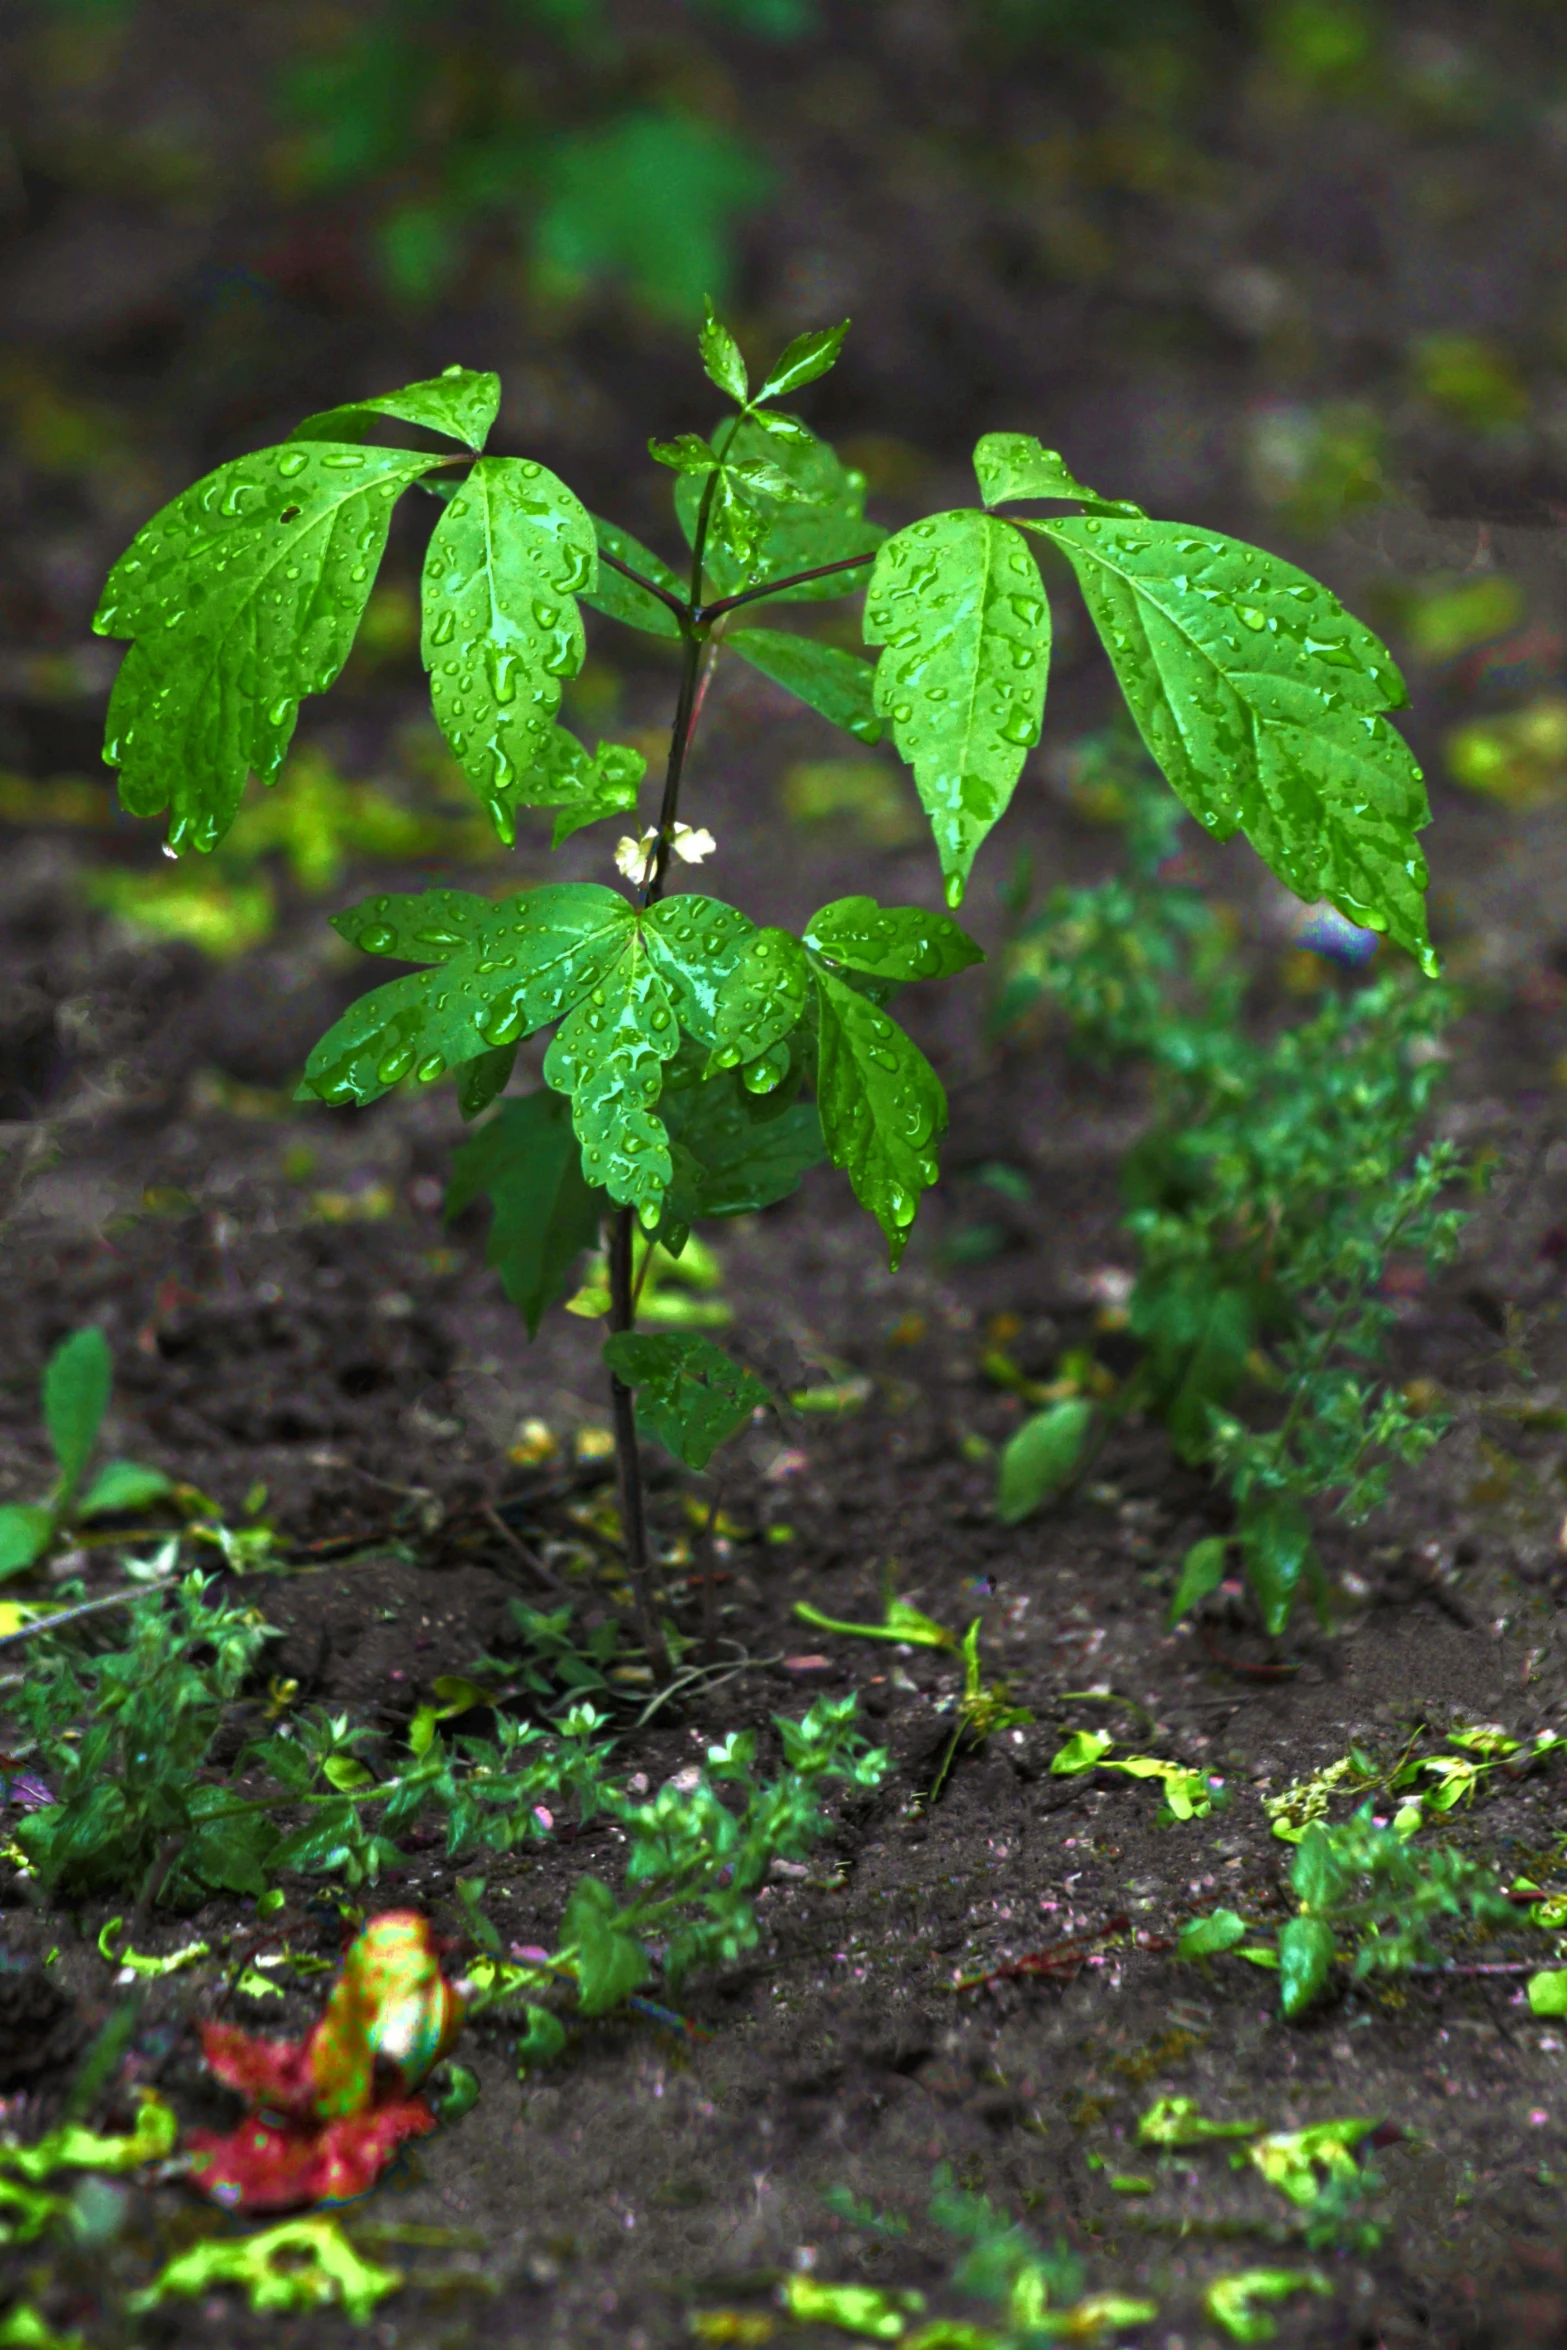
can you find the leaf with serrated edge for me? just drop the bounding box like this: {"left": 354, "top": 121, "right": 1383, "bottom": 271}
{"left": 758, "top": 321, "right": 849, "bottom": 402}
{"left": 864, "top": 512, "right": 1051, "bottom": 906}
{"left": 1031, "top": 514, "right": 1435, "bottom": 971}
{"left": 421, "top": 457, "right": 597, "bottom": 841}
{"left": 973, "top": 432, "right": 1145, "bottom": 517}
{"left": 699, "top": 302, "right": 749, "bottom": 404}
{"left": 95, "top": 444, "right": 440, "bottom": 851}
{"left": 707, "top": 928, "right": 810, "bottom": 1072}
{"left": 728, "top": 629, "right": 881, "bottom": 744}
{"left": 299, "top": 883, "right": 633, "bottom": 1107}
{"left": 543, "top": 929, "right": 679, "bottom": 1223}
{"left": 446, "top": 1091, "right": 603, "bottom": 1336}
{"left": 811, "top": 966, "right": 945, "bottom": 1268}
{"left": 804, "top": 896, "right": 983, "bottom": 982}
{"left": 675, "top": 418, "right": 882, "bottom": 604}
{"left": 585, "top": 516, "right": 684, "bottom": 641}
{"left": 290, "top": 368, "right": 500, "bottom": 453}
{"left": 644, "top": 895, "right": 757, "bottom": 1048}
{"left": 603, "top": 1332, "right": 771, "bottom": 1470}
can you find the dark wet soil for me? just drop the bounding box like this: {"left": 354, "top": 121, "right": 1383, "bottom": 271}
{"left": 10, "top": 4, "right": 1567, "bottom": 2345}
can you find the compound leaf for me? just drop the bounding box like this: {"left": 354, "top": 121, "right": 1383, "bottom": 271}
{"left": 290, "top": 367, "right": 501, "bottom": 453}
{"left": 422, "top": 457, "right": 597, "bottom": 840}
{"left": 644, "top": 894, "right": 757, "bottom": 1048}
{"left": 811, "top": 966, "right": 945, "bottom": 1268}
{"left": 585, "top": 516, "right": 685, "bottom": 640}
{"left": 728, "top": 628, "right": 881, "bottom": 743}
{"left": 758, "top": 320, "right": 849, "bottom": 402}
{"left": 676, "top": 417, "right": 882, "bottom": 603}
{"left": 1033, "top": 515, "right": 1434, "bottom": 971}
{"left": 699, "top": 301, "right": 749, "bottom": 404}
{"left": 707, "top": 927, "right": 810, "bottom": 1072}
{"left": 43, "top": 1327, "right": 112, "bottom": 1504}
{"left": 300, "top": 883, "right": 634, "bottom": 1107}
{"left": 996, "top": 1397, "right": 1094, "bottom": 1523}
{"left": 865, "top": 511, "right": 1051, "bottom": 905}
{"left": 95, "top": 443, "right": 440, "bottom": 851}
{"left": 973, "top": 432, "right": 1145, "bottom": 517}
{"left": 603, "top": 1331, "right": 771, "bottom": 1469}
{"left": 543, "top": 928, "right": 679, "bottom": 1222}
{"left": 804, "top": 895, "right": 983, "bottom": 983}
{"left": 446, "top": 1091, "right": 603, "bottom": 1336}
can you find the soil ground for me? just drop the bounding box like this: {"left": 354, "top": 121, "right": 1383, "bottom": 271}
{"left": 8, "top": 6, "right": 1567, "bottom": 2345}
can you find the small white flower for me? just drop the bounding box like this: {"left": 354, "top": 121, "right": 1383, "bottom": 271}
{"left": 613, "top": 823, "right": 717, "bottom": 885}
{"left": 671, "top": 823, "right": 716, "bottom": 865}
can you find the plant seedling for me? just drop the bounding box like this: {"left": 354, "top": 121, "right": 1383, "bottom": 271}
{"left": 0, "top": 1330, "right": 173, "bottom": 1578}
{"left": 90, "top": 313, "right": 1437, "bottom": 1665}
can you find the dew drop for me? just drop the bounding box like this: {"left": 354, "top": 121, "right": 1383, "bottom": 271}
{"left": 377, "top": 1044, "right": 416, "bottom": 1085}
{"left": 431, "top": 609, "right": 456, "bottom": 646}
{"left": 415, "top": 1053, "right": 446, "bottom": 1083}
{"left": 359, "top": 923, "right": 396, "bottom": 953}
{"left": 276, "top": 451, "right": 309, "bottom": 478}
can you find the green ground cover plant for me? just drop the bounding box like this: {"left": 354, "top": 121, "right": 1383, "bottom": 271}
{"left": 0, "top": 1328, "right": 173, "bottom": 1579}
{"left": 87, "top": 309, "right": 1438, "bottom": 1671}
{"left": 995, "top": 740, "right": 1467, "bottom": 1632}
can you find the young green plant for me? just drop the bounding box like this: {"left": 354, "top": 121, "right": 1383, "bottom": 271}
{"left": 89, "top": 313, "right": 1437, "bottom": 1668}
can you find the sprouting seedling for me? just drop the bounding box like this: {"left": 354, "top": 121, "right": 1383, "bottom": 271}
{"left": 1047, "top": 1727, "right": 1214, "bottom": 1822}
{"left": 90, "top": 310, "right": 1438, "bottom": 1671}
{"left": 0, "top": 1329, "right": 174, "bottom": 1580}
{"left": 792, "top": 1595, "right": 1029, "bottom": 1796}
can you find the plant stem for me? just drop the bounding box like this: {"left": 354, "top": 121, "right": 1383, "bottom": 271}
{"left": 698, "top": 548, "right": 875, "bottom": 622}
{"left": 608, "top": 1203, "right": 668, "bottom": 1674}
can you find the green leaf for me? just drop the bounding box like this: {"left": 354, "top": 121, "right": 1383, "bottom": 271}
{"left": 1168, "top": 1536, "right": 1229, "bottom": 1628}
{"left": 1177, "top": 1908, "right": 1248, "bottom": 1959}
{"left": 332, "top": 886, "right": 492, "bottom": 961}
{"left": 289, "top": 366, "right": 501, "bottom": 453}
{"left": 458, "top": 1042, "right": 517, "bottom": 1121}
{"left": 973, "top": 432, "right": 1145, "bottom": 517}
{"left": 516, "top": 2004, "right": 568, "bottom": 2069}
{"left": 649, "top": 433, "right": 722, "bottom": 475}
{"left": 728, "top": 628, "right": 881, "bottom": 744}
{"left": 1204, "top": 2269, "right": 1330, "bottom": 2345}
{"left": 603, "top": 1331, "right": 771, "bottom": 1470}
{"left": 512, "top": 725, "right": 646, "bottom": 848}
{"left": 301, "top": 882, "right": 634, "bottom": 1107}
{"left": 543, "top": 926, "right": 679, "bottom": 1223}
{"left": 662, "top": 1069, "right": 823, "bottom": 1221}
{"left": 1050, "top": 1728, "right": 1115, "bottom": 1775}
{"left": 1239, "top": 1492, "right": 1317, "bottom": 1638}
{"left": 865, "top": 512, "right": 1051, "bottom": 906}
{"left": 758, "top": 320, "right": 850, "bottom": 402}
{"left": 76, "top": 1461, "right": 174, "bottom": 1520}
{"left": 699, "top": 300, "right": 749, "bottom": 404}
{"left": 585, "top": 516, "right": 685, "bottom": 640}
{"left": 794, "top": 1597, "right": 956, "bottom": 1651}
{"left": 1528, "top": 1970, "right": 1567, "bottom": 2018}
{"left": 0, "top": 1505, "right": 53, "bottom": 1579}
{"left": 675, "top": 416, "right": 882, "bottom": 603}
{"left": 43, "top": 1327, "right": 111, "bottom": 1503}
{"left": 446, "top": 1091, "right": 604, "bottom": 1337}
{"left": 1277, "top": 1916, "right": 1336, "bottom": 2019}
{"left": 421, "top": 457, "right": 597, "bottom": 840}
{"left": 811, "top": 967, "right": 945, "bottom": 1269}
{"left": 804, "top": 895, "right": 984, "bottom": 982}
{"left": 644, "top": 893, "right": 758, "bottom": 1047}
{"left": 95, "top": 443, "right": 439, "bottom": 851}
{"left": 1031, "top": 515, "right": 1435, "bottom": 972}
{"left": 996, "top": 1398, "right": 1094, "bottom": 1524}
{"left": 706, "top": 927, "right": 811, "bottom": 1074}
{"left": 561, "top": 1875, "right": 650, "bottom": 2015}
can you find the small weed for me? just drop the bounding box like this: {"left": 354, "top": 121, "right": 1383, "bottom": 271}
{"left": 0, "top": 1329, "right": 173, "bottom": 1579}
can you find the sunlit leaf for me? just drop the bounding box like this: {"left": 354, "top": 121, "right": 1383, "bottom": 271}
{"left": 758, "top": 320, "right": 850, "bottom": 403}
{"left": 1277, "top": 1916, "right": 1337, "bottom": 2020}
{"left": 290, "top": 367, "right": 500, "bottom": 454}
{"left": 973, "top": 432, "right": 1145, "bottom": 517}
{"left": 699, "top": 301, "right": 749, "bottom": 405}
{"left": 804, "top": 896, "right": 983, "bottom": 983}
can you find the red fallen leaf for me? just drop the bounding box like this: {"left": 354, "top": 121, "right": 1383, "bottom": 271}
{"left": 188, "top": 1912, "right": 466, "bottom": 2213}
